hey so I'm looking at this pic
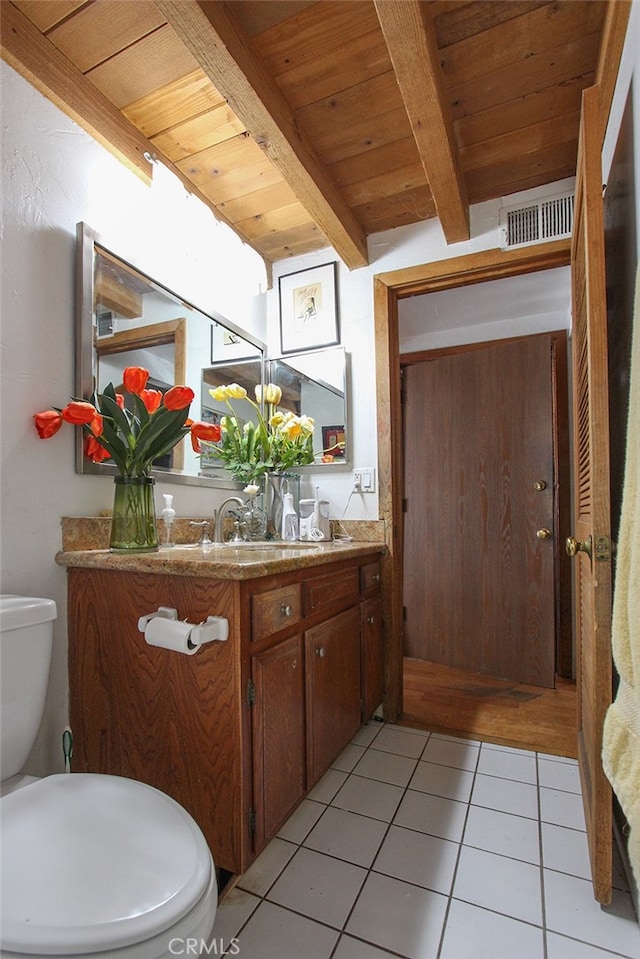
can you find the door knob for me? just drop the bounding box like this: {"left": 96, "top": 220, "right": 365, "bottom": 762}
{"left": 536, "top": 528, "right": 552, "bottom": 540}
{"left": 566, "top": 535, "right": 592, "bottom": 559}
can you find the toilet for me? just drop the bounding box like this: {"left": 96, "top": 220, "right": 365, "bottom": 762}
{"left": 0, "top": 595, "right": 217, "bottom": 959}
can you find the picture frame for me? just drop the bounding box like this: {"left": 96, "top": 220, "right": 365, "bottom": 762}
{"left": 279, "top": 262, "right": 339, "bottom": 354}
{"left": 321, "top": 425, "right": 346, "bottom": 460}
{"left": 210, "top": 321, "right": 256, "bottom": 364}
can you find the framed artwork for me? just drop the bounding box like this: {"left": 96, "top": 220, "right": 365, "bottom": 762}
{"left": 210, "top": 322, "right": 255, "bottom": 364}
{"left": 279, "top": 262, "right": 339, "bottom": 354}
{"left": 321, "top": 425, "right": 346, "bottom": 460}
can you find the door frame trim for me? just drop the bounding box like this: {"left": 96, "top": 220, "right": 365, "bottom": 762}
{"left": 373, "top": 239, "right": 572, "bottom": 720}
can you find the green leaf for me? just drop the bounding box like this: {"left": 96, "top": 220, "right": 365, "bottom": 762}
{"left": 88, "top": 419, "right": 129, "bottom": 473}
{"left": 133, "top": 407, "right": 190, "bottom": 467}
{"left": 98, "top": 392, "right": 134, "bottom": 441}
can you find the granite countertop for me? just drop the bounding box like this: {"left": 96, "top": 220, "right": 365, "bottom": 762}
{"left": 55, "top": 540, "right": 385, "bottom": 580}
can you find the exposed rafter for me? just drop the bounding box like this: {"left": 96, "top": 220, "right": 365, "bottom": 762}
{"left": 154, "top": 0, "right": 369, "bottom": 270}
{"left": 374, "top": 0, "right": 469, "bottom": 243}
{"left": 0, "top": 1, "right": 153, "bottom": 184}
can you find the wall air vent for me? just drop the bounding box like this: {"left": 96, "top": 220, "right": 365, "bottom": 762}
{"left": 96, "top": 309, "right": 114, "bottom": 338}
{"left": 500, "top": 192, "right": 574, "bottom": 249}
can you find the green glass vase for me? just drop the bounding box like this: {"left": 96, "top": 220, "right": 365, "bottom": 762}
{"left": 109, "top": 476, "right": 159, "bottom": 552}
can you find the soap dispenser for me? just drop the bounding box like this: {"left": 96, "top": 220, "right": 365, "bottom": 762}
{"left": 281, "top": 488, "right": 298, "bottom": 541}
{"left": 161, "top": 494, "right": 176, "bottom": 547}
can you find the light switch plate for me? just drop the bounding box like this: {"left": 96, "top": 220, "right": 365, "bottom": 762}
{"left": 355, "top": 467, "right": 376, "bottom": 493}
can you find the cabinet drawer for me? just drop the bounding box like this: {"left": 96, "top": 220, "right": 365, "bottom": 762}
{"left": 360, "top": 561, "right": 382, "bottom": 593}
{"left": 304, "top": 567, "right": 360, "bottom": 615}
{"left": 252, "top": 583, "right": 302, "bottom": 643}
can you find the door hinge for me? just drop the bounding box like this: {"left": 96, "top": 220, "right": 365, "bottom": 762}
{"left": 249, "top": 809, "right": 256, "bottom": 835}
{"left": 247, "top": 679, "right": 256, "bottom": 707}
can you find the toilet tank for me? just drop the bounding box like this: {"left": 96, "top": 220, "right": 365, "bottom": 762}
{"left": 0, "top": 596, "right": 56, "bottom": 782}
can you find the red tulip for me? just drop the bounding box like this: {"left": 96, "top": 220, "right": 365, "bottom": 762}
{"left": 89, "top": 412, "right": 104, "bottom": 437}
{"left": 163, "top": 385, "right": 194, "bottom": 411}
{"left": 190, "top": 420, "right": 221, "bottom": 452}
{"left": 140, "top": 389, "right": 162, "bottom": 413}
{"left": 122, "top": 367, "right": 149, "bottom": 395}
{"left": 115, "top": 393, "right": 125, "bottom": 410}
{"left": 62, "top": 401, "right": 98, "bottom": 425}
{"left": 34, "top": 410, "right": 63, "bottom": 439}
{"left": 85, "top": 435, "right": 111, "bottom": 463}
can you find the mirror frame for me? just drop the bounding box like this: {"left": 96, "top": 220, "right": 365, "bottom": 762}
{"left": 75, "top": 221, "right": 266, "bottom": 489}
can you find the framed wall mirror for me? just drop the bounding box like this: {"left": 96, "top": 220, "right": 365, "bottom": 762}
{"left": 269, "top": 347, "right": 349, "bottom": 465}
{"left": 75, "top": 222, "right": 266, "bottom": 488}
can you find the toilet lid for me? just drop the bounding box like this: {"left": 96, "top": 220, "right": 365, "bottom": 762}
{"left": 1, "top": 774, "right": 212, "bottom": 955}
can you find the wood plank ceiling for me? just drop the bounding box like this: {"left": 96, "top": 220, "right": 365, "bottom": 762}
{"left": 1, "top": 0, "right": 617, "bottom": 271}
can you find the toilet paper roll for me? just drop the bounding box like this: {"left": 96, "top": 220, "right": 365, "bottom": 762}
{"left": 144, "top": 617, "right": 199, "bottom": 655}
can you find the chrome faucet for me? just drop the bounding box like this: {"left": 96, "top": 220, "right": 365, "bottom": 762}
{"left": 213, "top": 496, "right": 245, "bottom": 542}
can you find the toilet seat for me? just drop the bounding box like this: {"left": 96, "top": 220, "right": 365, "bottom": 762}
{"left": 1, "top": 774, "right": 213, "bottom": 956}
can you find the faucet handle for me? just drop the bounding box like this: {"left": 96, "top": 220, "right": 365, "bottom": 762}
{"left": 188, "top": 520, "right": 212, "bottom": 546}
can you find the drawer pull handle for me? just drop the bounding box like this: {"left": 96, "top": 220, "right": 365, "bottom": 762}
{"left": 315, "top": 647, "right": 326, "bottom": 658}
{"left": 280, "top": 604, "right": 292, "bottom": 617}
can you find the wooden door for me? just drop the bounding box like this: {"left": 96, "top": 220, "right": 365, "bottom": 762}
{"left": 568, "top": 84, "right": 613, "bottom": 905}
{"left": 251, "top": 634, "right": 306, "bottom": 851}
{"left": 402, "top": 334, "right": 558, "bottom": 688}
{"left": 305, "top": 606, "right": 361, "bottom": 785}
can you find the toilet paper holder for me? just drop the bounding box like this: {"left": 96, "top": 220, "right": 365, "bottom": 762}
{"left": 138, "top": 606, "right": 229, "bottom": 646}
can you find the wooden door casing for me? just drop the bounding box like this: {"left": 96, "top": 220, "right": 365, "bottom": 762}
{"left": 570, "top": 84, "right": 613, "bottom": 905}
{"left": 402, "top": 333, "right": 560, "bottom": 688}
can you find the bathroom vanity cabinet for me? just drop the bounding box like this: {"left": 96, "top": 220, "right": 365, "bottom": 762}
{"left": 64, "top": 547, "right": 384, "bottom": 876}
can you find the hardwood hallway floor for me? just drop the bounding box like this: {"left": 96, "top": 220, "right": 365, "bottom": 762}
{"left": 400, "top": 657, "right": 577, "bottom": 758}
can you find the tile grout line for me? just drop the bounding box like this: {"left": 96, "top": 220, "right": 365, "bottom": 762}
{"left": 536, "top": 750, "right": 550, "bottom": 959}
{"left": 434, "top": 737, "right": 481, "bottom": 959}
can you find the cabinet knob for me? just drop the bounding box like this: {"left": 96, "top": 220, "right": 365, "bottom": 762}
{"left": 373, "top": 573, "right": 380, "bottom": 582}
{"left": 315, "top": 646, "right": 326, "bottom": 658}
{"left": 368, "top": 615, "right": 375, "bottom": 624}
{"left": 280, "top": 604, "right": 292, "bottom": 617}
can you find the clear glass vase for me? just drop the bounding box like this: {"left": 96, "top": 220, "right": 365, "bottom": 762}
{"left": 109, "top": 476, "right": 159, "bottom": 552}
{"left": 241, "top": 496, "right": 268, "bottom": 541}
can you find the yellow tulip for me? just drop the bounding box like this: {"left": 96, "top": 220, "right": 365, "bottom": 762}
{"left": 209, "top": 386, "right": 228, "bottom": 402}
{"left": 269, "top": 411, "right": 285, "bottom": 428}
{"left": 264, "top": 383, "right": 282, "bottom": 404}
{"left": 227, "top": 383, "right": 247, "bottom": 400}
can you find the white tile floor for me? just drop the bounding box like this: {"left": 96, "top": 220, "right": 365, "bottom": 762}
{"left": 211, "top": 722, "right": 640, "bottom": 959}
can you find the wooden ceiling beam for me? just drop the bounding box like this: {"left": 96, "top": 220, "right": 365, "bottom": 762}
{"left": 154, "top": 0, "right": 369, "bottom": 270}
{"left": 0, "top": 1, "right": 153, "bottom": 183}
{"left": 374, "top": 0, "right": 469, "bottom": 244}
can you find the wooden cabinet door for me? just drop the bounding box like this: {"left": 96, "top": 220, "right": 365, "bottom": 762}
{"left": 306, "top": 607, "right": 361, "bottom": 785}
{"left": 361, "top": 596, "right": 384, "bottom": 720}
{"left": 251, "top": 634, "right": 305, "bottom": 850}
